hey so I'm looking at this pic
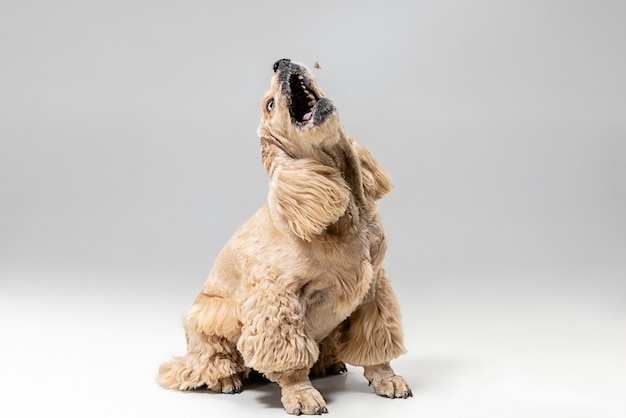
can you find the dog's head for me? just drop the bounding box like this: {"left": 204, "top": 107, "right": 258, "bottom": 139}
{"left": 258, "top": 58, "right": 341, "bottom": 154}
{"left": 257, "top": 59, "right": 392, "bottom": 241}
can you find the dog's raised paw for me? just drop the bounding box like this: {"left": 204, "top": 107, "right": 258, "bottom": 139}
{"left": 281, "top": 387, "right": 328, "bottom": 415}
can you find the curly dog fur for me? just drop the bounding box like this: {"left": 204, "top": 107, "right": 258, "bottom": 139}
{"left": 159, "top": 59, "right": 411, "bottom": 415}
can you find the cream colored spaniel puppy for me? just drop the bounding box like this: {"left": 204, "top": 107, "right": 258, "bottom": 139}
{"left": 159, "top": 58, "right": 411, "bottom": 415}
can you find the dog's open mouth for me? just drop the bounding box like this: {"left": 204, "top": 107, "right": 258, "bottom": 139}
{"left": 288, "top": 72, "right": 319, "bottom": 127}
{"left": 273, "top": 59, "right": 335, "bottom": 128}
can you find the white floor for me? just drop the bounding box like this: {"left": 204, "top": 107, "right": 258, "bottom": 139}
{"left": 1, "top": 271, "right": 625, "bottom": 418}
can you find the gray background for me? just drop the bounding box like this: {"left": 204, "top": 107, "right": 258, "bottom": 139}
{"left": 1, "top": 1, "right": 625, "bottom": 417}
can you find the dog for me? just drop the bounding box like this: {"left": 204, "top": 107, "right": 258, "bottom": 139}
{"left": 159, "top": 58, "right": 411, "bottom": 415}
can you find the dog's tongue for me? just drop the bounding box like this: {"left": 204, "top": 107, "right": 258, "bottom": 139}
{"left": 302, "top": 110, "right": 313, "bottom": 122}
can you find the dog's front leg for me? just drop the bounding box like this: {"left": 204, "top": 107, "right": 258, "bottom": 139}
{"left": 336, "top": 269, "right": 413, "bottom": 399}
{"left": 237, "top": 281, "right": 327, "bottom": 415}
{"left": 268, "top": 368, "right": 328, "bottom": 415}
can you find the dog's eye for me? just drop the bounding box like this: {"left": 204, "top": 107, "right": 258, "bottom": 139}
{"left": 266, "top": 98, "right": 274, "bottom": 112}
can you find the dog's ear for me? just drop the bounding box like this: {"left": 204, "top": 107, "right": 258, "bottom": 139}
{"left": 261, "top": 138, "right": 351, "bottom": 241}
{"left": 351, "top": 140, "right": 393, "bottom": 200}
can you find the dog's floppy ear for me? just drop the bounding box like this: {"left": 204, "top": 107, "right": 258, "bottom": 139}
{"left": 261, "top": 138, "right": 351, "bottom": 241}
{"left": 351, "top": 140, "right": 393, "bottom": 200}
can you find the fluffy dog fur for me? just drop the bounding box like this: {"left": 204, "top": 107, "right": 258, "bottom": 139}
{"left": 159, "top": 59, "right": 411, "bottom": 415}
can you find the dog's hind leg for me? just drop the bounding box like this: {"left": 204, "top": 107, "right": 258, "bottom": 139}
{"left": 158, "top": 294, "right": 245, "bottom": 393}
{"left": 158, "top": 332, "right": 245, "bottom": 393}
{"left": 335, "top": 269, "right": 412, "bottom": 399}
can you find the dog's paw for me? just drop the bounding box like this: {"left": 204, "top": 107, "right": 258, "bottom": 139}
{"left": 310, "top": 361, "right": 347, "bottom": 377}
{"left": 244, "top": 369, "right": 269, "bottom": 384}
{"left": 208, "top": 375, "right": 243, "bottom": 394}
{"left": 368, "top": 374, "right": 412, "bottom": 399}
{"left": 281, "top": 387, "right": 328, "bottom": 415}
{"left": 326, "top": 361, "right": 348, "bottom": 376}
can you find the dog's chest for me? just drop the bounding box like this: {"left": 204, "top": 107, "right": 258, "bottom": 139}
{"left": 302, "top": 257, "right": 375, "bottom": 341}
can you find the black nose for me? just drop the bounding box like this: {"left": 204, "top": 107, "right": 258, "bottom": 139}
{"left": 273, "top": 58, "right": 291, "bottom": 73}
